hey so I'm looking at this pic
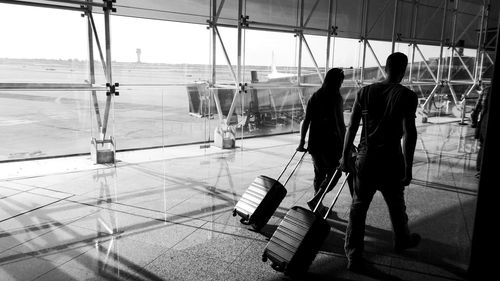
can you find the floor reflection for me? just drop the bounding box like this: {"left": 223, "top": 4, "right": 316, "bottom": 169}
{"left": 0, "top": 120, "right": 478, "bottom": 280}
{"left": 93, "top": 168, "right": 121, "bottom": 277}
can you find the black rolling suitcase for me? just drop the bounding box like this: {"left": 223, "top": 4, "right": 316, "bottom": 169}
{"left": 262, "top": 168, "right": 349, "bottom": 275}
{"left": 233, "top": 150, "right": 306, "bottom": 231}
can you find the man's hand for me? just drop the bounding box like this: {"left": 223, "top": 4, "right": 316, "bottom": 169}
{"left": 296, "top": 140, "right": 307, "bottom": 152}
{"left": 402, "top": 171, "right": 412, "bottom": 186}
{"left": 340, "top": 156, "right": 353, "bottom": 173}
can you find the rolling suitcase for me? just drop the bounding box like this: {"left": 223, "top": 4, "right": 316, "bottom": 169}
{"left": 233, "top": 150, "right": 306, "bottom": 231}
{"left": 262, "top": 168, "right": 349, "bottom": 276}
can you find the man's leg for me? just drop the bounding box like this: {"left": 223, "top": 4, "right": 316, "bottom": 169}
{"left": 345, "top": 175, "right": 375, "bottom": 266}
{"left": 381, "top": 184, "right": 420, "bottom": 252}
{"left": 311, "top": 153, "right": 327, "bottom": 194}
{"left": 347, "top": 172, "right": 354, "bottom": 197}
{"left": 308, "top": 153, "right": 329, "bottom": 214}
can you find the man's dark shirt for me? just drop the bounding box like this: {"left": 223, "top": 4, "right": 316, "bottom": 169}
{"left": 353, "top": 82, "right": 418, "bottom": 182}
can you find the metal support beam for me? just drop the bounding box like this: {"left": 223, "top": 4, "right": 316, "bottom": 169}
{"left": 88, "top": 13, "right": 108, "bottom": 77}
{"left": 360, "top": 0, "right": 369, "bottom": 83}
{"left": 473, "top": 5, "right": 485, "bottom": 82}
{"left": 36, "top": 0, "right": 104, "bottom": 8}
{"left": 409, "top": 43, "right": 416, "bottom": 82}
{"left": 213, "top": 27, "right": 238, "bottom": 85}
{"left": 85, "top": 0, "right": 117, "bottom": 164}
{"left": 415, "top": 44, "right": 438, "bottom": 82}
{"left": 0, "top": 83, "right": 104, "bottom": 90}
{"left": 325, "top": 0, "right": 334, "bottom": 70}
{"left": 214, "top": 0, "right": 226, "bottom": 23}
{"left": 391, "top": 0, "right": 399, "bottom": 53}
{"left": 447, "top": 82, "right": 461, "bottom": 110}
{"left": 300, "top": 33, "right": 324, "bottom": 83}
{"left": 210, "top": 0, "right": 219, "bottom": 127}
{"left": 221, "top": 0, "right": 243, "bottom": 127}
{"left": 237, "top": 0, "right": 243, "bottom": 85}
{"left": 0, "top": 0, "right": 86, "bottom": 11}
{"left": 478, "top": 51, "right": 486, "bottom": 82}
{"left": 420, "top": 83, "right": 440, "bottom": 111}
{"left": 453, "top": 48, "right": 475, "bottom": 80}
{"left": 303, "top": 0, "right": 321, "bottom": 28}
{"left": 485, "top": 51, "right": 494, "bottom": 64}
{"left": 454, "top": 10, "right": 481, "bottom": 45}
{"left": 86, "top": 2, "right": 102, "bottom": 131}
{"left": 408, "top": 0, "right": 419, "bottom": 84}
{"left": 365, "top": 39, "right": 387, "bottom": 79}
{"left": 447, "top": 0, "right": 459, "bottom": 82}
{"left": 100, "top": 0, "right": 113, "bottom": 140}
{"left": 237, "top": 0, "right": 244, "bottom": 136}
{"left": 437, "top": 0, "right": 449, "bottom": 82}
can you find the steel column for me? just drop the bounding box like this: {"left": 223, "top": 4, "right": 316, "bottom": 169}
{"left": 447, "top": 0, "right": 459, "bottom": 82}
{"left": 415, "top": 44, "right": 438, "bottom": 82}
{"left": 473, "top": 5, "right": 486, "bottom": 82}
{"left": 301, "top": 34, "right": 324, "bottom": 83}
{"left": 0, "top": 0, "right": 89, "bottom": 11}
{"left": 408, "top": 0, "right": 419, "bottom": 83}
{"left": 222, "top": 0, "right": 244, "bottom": 127}
{"left": 100, "top": 1, "right": 113, "bottom": 140}
{"left": 86, "top": 3, "right": 102, "bottom": 131}
{"left": 391, "top": 0, "right": 399, "bottom": 54}
{"left": 325, "top": 0, "right": 334, "bottom": 70}
{"left": 297, "top": 0, "right": 305, "bottom": 85}
{"left": 366, "top": 39, "right": 387, "bottom": 79}
{"left": 360, "top": 0, "right": 369, "bottom": 84}
{"left": 437, "top": 0, "right": 449, "bottom": 83}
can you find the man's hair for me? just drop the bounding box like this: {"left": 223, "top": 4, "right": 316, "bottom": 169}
{"left": 385, "top": 52, "right": 408, "bottom": 76}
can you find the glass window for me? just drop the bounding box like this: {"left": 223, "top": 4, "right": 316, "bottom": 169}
{"left": 0, "top": 4, "right": 89, "bottom": 83}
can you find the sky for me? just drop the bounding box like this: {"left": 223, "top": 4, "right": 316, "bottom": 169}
{"left": 0, "top": 3, "right": 476, "bottom": 68}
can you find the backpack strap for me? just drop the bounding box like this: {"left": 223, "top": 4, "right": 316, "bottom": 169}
{"left": 361, "top": 87, "right": 369, "bottom": 147}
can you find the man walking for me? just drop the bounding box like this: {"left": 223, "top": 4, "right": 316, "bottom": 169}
{"left": 340, "top": 52, "right": 421, "bottom": 271}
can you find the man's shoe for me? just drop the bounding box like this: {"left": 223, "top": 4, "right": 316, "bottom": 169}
{"left": 394, "top": 233, "right": 421, "bottom": 253}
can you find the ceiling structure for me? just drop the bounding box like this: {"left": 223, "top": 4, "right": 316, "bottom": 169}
{"left": 3, "top": 0, "right": 497, "bottom": 49}
{"left": 111, "top": 0, "right": 499, "bottom": 49}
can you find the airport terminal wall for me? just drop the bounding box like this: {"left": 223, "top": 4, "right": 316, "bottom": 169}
{"left": 1, "top": 0, "right": 496, "bottom": 162}
{"left": 0, "top": 1, "right": 497, "bottom": 278}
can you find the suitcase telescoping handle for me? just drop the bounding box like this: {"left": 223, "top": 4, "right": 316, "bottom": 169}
{"left": 276, "top": 150, "right": 307, "bottom": 186}
{"left": 313, "top": 167, "right": 350, "bottom": 220}
{"left": 324, "top": 173, "right": 349, "bottom": 219}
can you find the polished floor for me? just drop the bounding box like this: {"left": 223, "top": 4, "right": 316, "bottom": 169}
{"left": 0, "top": 118, "right": 478, "bottom": 281}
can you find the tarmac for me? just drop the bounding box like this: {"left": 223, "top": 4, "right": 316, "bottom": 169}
{"left": 0, "top": 116, "right": 478, "bottom": 281}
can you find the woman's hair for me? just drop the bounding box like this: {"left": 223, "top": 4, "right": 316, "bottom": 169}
{"left": 322, "top": 68, "right": 344, "bottom": 91}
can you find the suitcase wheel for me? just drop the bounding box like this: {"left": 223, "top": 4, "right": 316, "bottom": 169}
{"left": 271, "top": 262, "right": 285, "bottom": 272}
{"left": 240, "top": 218, "right": 251, "bottom": 225}
{"left": 251, "top": 223, "right": 263, "bottom": 232}
{"left": 261, "top": 254, "right": 267, "bottom": 262}
{"left": 232, "top": 210, "right": 237, "bottom": 217}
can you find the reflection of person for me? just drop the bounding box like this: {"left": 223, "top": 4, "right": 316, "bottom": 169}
{"left": 297, "top": 68, "right": 346, "bottom": 214}
{"left": 340, "top": 52, "right": 420, "bottom": 271}
{"left": 470, "top": 86, "right": 490, "bottom": 177}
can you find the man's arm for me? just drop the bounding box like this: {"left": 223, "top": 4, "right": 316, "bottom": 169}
{"left": 336, "top": 96, "right": 347, "bottom": 145}
{"left": 402, "top": 98, "right": 418, "bottom": 186}
{"left": 340, "top": 95, "right": 362, "bottom": 172}
{"left": 297, "top": 100, "right": 312, "bottom": 151}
